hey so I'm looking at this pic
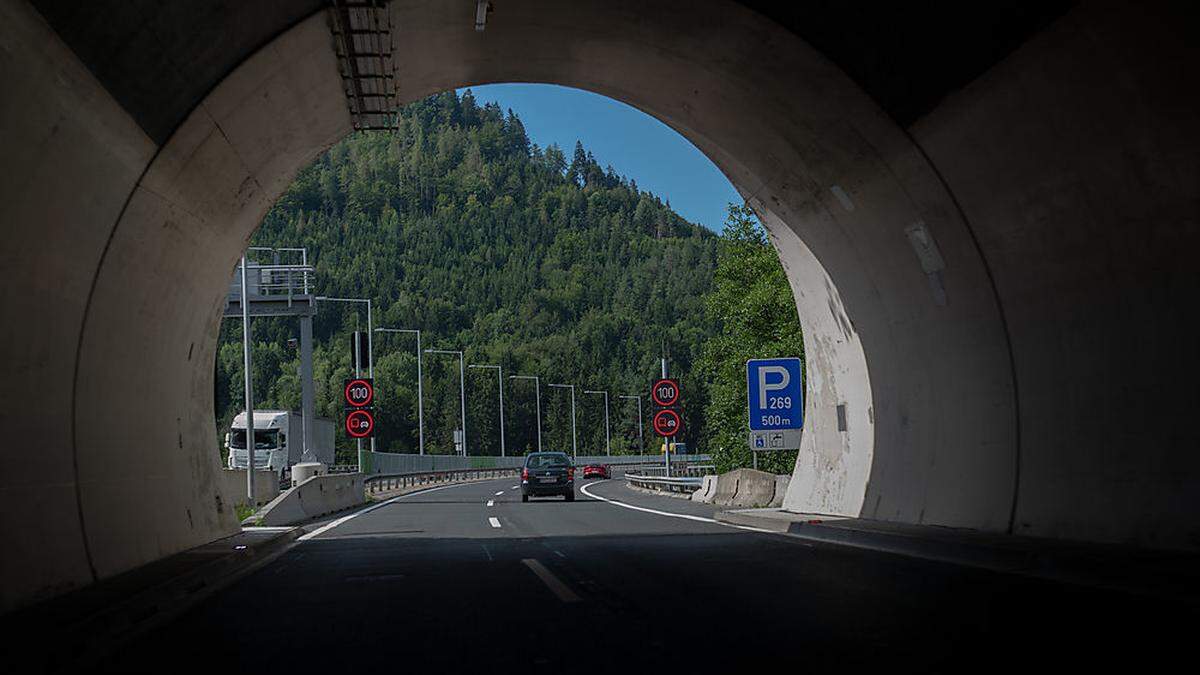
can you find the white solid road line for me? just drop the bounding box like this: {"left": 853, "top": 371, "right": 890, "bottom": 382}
{"left": 489, "top": 517, "right": 502, "bottom": 528}
{"left": 578, "top": 481, "right": 776, "bottom": 534}
{"left": 299, "top": 482, "right": 477, "bottom": 541}
{"left": 522, "top": 559, "right": 581, "bottom": 603}
{"left": 487, "top": 499, "right": 495, "bottom": 507}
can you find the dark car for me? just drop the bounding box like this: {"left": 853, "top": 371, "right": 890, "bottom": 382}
{"left": 582, "top": 463, "right": 611, "bottom": 479}
{"left": 521, "top": 452, "right": 575, "bottom": 502}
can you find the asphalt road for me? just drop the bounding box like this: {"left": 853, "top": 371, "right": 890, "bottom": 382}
{"left": 92, "top": 477, "right": 1195, "bottom": 674}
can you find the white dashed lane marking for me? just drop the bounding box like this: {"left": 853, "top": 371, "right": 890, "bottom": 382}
{"left": 488, "top": 517, "right": 502, "bottom": 528}
{"left": 487, "top": 499, "right": 495, "bottom": 507}
{"left": 522, "top": 559, "right": 581, "bottom": 603}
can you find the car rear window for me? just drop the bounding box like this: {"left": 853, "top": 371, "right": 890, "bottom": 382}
{"left": 526, "top": 454, "right": 570, "bottom": 468}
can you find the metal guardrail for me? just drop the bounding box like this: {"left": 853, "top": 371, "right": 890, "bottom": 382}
{"left": 635, "top": 464, "right": 716, "bottom": 478}
{"left": 365, "top": 452, "right": 712, "bottom": 475}
{"left": 626, "top": 473, "right": 705, "bottom": 494}
{"left": 364, "top": 467, "right": 520, "bottom": 495}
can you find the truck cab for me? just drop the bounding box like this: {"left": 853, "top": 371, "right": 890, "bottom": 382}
{"left": 226, "top": 411, "right": 291, "bottom": 476}
{"left": 226, "top": 410, "right": 336, "bottom": 477}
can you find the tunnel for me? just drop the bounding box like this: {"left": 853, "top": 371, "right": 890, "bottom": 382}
{"left": 1, "top": 0, "right": 1197, "bottom": 622}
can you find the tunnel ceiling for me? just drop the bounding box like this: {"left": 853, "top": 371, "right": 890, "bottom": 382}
{"left": 30, "top": 0, "right": 1073, "bottom": 145}
{"left": 739, "top": 1, "right": 1075, "bottom": 126}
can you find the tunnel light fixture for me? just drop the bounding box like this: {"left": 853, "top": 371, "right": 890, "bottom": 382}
{"left": 475, "top": 1, "right": 490, "bottom": 31}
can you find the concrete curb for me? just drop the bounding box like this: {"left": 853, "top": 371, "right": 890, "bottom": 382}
{"left": 715, "top": 509, "right": 1200, "bottom": 602}
{"left": 714, "top": 509, "right": 795, "bottom": 533}
{"left": 717, "top": 508, "right": 1046, "bottom": 567}
{"left": 1, "top": 526, "right": 303, "bottom": 672}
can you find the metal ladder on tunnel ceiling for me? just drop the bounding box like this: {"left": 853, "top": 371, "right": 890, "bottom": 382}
{"left": 329, "top": 0, "right": 399, "bottom": 132}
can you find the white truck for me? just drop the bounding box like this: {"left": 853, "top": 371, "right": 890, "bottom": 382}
{"left": 225, "top": 411, "right": 335, "bottom": 477}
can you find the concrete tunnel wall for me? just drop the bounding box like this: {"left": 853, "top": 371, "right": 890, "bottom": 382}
{"left": 0, "top": 0, "right": 1196, "bottom": 612}
{"left": 909, "top": 2, "right": 1200, "bottom": 545}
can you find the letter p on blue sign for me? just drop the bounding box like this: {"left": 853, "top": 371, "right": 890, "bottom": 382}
{"left": 746, "top": 358, "right": 804, "bottom": 431}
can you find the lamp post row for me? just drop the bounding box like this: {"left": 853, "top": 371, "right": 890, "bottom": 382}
{"left": 362, "top": 327, "right": 644, "bottom": 458}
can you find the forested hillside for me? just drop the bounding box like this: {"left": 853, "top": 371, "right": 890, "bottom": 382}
{"left": 215, "top": 91, "right": 723, "bottom": 460}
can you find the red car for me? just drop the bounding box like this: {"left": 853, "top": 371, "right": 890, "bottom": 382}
{"left": 582, "top": 464, "right": 611, "bottom": 479}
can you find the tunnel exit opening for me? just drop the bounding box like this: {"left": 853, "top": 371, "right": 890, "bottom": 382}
{"left": 2, "top": 0, "right": 1039, "bottom": 613}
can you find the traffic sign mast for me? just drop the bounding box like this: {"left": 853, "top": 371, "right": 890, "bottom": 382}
{"left": 662, "top": 358, "right": 670, "bottom": 477}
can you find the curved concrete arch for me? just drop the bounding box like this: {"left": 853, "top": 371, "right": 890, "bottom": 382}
{"left": 3, "top": 0, "right": 1197, "bottom": 612}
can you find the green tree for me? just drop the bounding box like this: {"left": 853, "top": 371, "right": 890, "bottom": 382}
{"left": 698, "top": 204, "right": 805, "bottom": 474}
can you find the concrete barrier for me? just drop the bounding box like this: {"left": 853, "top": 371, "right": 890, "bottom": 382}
{"left": 691, "top": 475, "right": 718, "bottom": 503}
{"left": 713, "top": 472, "right": 740, "bottom": 505}
{"left": 771, "top": 475, "right": 791, "bottom": 508}
{"left": 257, "top": 473, "right": 365, "bottom": 526}
{"left": 218, "top": 469, "right": 279, "bottom": 507}
{"left": 729, "top": 469, "right": 778, "bottom": 507}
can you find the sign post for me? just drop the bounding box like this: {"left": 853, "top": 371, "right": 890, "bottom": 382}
{"left": 651, "top": 372, "right": 681, "bottom": 475}
{"left": 746, "top": 358, "right": 804, "bottom": 465}
{"left": 343, "top": 377, "right": 375, "bottom": 459}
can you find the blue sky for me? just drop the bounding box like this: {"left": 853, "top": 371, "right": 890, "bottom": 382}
{"left": 461, "top": 83, "right": 741, "bottom": 232}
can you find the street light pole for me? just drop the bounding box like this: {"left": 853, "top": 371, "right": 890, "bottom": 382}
{"left": 425, "top": 349, "right": 467, "bottom": 456}
{"left": 619, "top": 394, "right": 643, "bottom": 454}
{"left": 662, "top": 357, "right": 670, "bottom": 476}
{"left": 376, "top": 328, "right": 424, "bottom": 455}
{"left": 509, "top": 375, "right": 542, "bottom": 452}
{"left": 585, "top": 390, "right": 610, "bottom": 456}
{"left": 548, "top": 384, "right": 577, "bottom": 459}
{"left": 469, "top": 364, "right": 505, "bottom": 457}
{"left": 239, "top": 255, "right": 255, "bottom": 502}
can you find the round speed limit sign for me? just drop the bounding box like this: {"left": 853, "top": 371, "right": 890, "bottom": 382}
{"left": 343, "top": 378, "right": 374, "bottom": 408}
{"left": 651, "top": 378, "right": 679, "bottom": 407}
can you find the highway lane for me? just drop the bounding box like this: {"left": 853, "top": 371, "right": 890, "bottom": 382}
{"left": 92, "top": 477, "right": 1196, "bottom": 674}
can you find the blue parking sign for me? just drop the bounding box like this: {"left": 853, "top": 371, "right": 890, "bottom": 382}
{"left": 746, "top": 358, "right": 803, "bottom": 431}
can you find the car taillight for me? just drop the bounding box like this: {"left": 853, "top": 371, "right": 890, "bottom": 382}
{"left": 568, "top": 467, "right": 575, "bottom": 480}
{"left": 521, "top": 468, "right": 529, "bottom": 480}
